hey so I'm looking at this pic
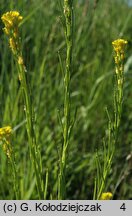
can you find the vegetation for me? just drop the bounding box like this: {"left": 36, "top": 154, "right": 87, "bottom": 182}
{"left": 0, "top": 0, "right": 132, "bottom": 200}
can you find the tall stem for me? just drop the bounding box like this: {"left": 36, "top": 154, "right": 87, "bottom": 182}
{"left": 17, "top": 56, "right": 44, "bottom": 199}
{"left": 95, "top": 39, "right": 128, "bottom": 200}
{"left": 59, "top": 0, "right": 73, "bottom": 199}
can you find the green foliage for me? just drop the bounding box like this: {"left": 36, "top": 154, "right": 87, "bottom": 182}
{"left": 0, "top": 0, "right": 132, "bottom": 199}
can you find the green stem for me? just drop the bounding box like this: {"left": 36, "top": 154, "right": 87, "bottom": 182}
{"left": 59, "top": 0, "right": 73, "bottom": 200}
{"left": 10, "top": 151, "right": 20, "bottom": 199}
{"left": 17, "top": 57, "right": 44, "bottom": 199}
{"left": 95, "top": 54, "right": 125, "bottom": 199}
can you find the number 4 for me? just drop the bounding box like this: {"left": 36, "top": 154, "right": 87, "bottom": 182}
{"left": 120, "top": 203, "right": 126, "bottom": 211}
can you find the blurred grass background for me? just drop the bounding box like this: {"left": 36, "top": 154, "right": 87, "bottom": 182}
{"left": 0, "top": 0, "right": 132, "bottom": 199}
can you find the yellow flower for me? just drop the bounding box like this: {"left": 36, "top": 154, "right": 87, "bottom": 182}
{"left": 0, "top": 126, "right": 12, "bottom": 140}
{"left": 0, "top": 126, "right": 12, "bottom": 159}
{"left": 3, "top": 141, "right": 12, "bottom": 159}
{"left": 9, "top": 37, "right": 17, "bottom": 54}
{"left": 1, "top": 11, "right": 23, "bottom": 35}
{"left": 1, "top": 11, "right": 23, "bottom": 55}
{"left": 112, "top": 39, "right": 128, "bottom": 54}
{"left": 112, "top": 39, "right": 127, "bottom": 67}
{"left": 18, "top": 56, "right": 24, "bottom": 65}
{"left": 100, "top": 192, "right": 113, "bottom": 200}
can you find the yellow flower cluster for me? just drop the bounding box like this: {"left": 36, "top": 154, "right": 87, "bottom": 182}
{"left": 100, "top": 192, "right": 113, "bottom": 200}
{"left": 112, "top": 39, "right": 128, "bottom": 64}
{"left": 112, "top": 39, "right": 128, "bottom": 53}
{"left": 1, "top": 11, "right": 23, "bottom": 54}
{"left": 0, "top": 126, "right": 12, "bottom": 140}
{"left": 112, "top": 38, "right": 127, "bottom": 89}
{"left": 1, "top": 11, "right": 23, "bottom": 36}
{"left": 0, "top": 126, "right": 12, "bottom": 158}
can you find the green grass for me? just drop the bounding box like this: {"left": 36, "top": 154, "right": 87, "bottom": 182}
{"left": 0, "top": 0, "right": 132, "bottom": 199}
